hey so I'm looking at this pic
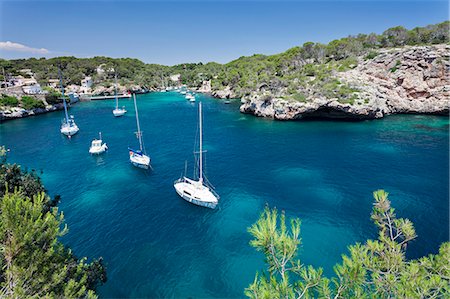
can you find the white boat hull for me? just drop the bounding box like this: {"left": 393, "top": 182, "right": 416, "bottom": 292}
{"left": 113, "top": 108, "right": 127, "bottom": 117}
{"left": 174, "top": 178, "right": 218, "bottom": 209}
{"left": 129, "top": 152, "right": 151, "bottom": 169}
{"left": 89, "top": 144, "right": 108, "bottom": 154}
{"left": 60, "top": 124, "right": 79, "bottom": 136}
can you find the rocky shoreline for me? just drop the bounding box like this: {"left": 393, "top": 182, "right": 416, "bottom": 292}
{"left": 2, "top": 45, "right": 449, "bottom": 122}
{"left": 237, "top": 45, "right": 449, "bottom": 120}
{"left": 0, "top": 103, "right": 65, "bottom": 122}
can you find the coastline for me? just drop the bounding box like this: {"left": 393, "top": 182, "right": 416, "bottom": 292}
{"left": 210, "top": 45, "right": 450, "bottom": 120}
{"left": 0, "top": 103, "right": 65, "bottom": 123}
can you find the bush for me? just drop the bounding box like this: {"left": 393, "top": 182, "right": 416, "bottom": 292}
{"left": 365, "top": 50, "right": 378, "bottom": 60}
{"left": 45, "top": 92, "right": 62, "bottom": 105}
{"left": 337, "top": 57, "right": 358, "bottom": 71}
{"left": 0, "top": 148, "right": 107, "bottom": 297}
{"left": 290, "top": 92, "right": 307, "bottom": 102}
{"left": 0, "top": 95, "right": 19, "bottom": 107}
{"left": 390, "top": 60, "right": 402, "bottom": 72}
{"left": 21, "top": 96, "right": 45, "bottom": 110}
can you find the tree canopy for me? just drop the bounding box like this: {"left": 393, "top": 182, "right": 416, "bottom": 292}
{"left": 246, "top": 190, "right": 450, "bottom": 298}
{"left": 0, "top": 21, "right": 447, "bottom": 97}
{"left": 0, "top": 147, "right": 106, "bottom": 298}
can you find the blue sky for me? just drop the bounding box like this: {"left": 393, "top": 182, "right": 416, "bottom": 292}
{"left": 0, "top": 0, "right": 448, "bottom": 65}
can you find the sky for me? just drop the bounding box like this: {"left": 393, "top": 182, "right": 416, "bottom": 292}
{"left": 0, "top": 0, "right": 448, "bottom": 65}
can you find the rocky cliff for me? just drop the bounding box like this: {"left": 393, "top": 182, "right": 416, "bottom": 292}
{"left": 239, "top": 45, "right": 449, "bottom": 120}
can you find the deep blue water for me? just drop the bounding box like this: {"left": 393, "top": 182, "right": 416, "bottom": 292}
{"left": 1, "top": 92, "right": 448, "bottom": 298}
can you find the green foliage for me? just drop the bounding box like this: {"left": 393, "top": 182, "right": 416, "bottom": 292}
{"left": 0, "top": 191, "right": 97, "bottom": 298}
{"left": 247, "top": 190, "right": 450, "bottom": 298}
{"left": 20, "top": 96, "right": 45, "bottom": 110}
{"left": 0, "top": 21, "right": 447, "bottom": 102}
{"left": 337, "top": 57, "right": 358, "bottom": 71}
{"left": 290, "top": 92, "right": 307, "bottom": 102}
{"left": 0, "top": 146, "right": 57, "bottom": 212}
{"left": 0, "top": 147, "right": 106, "bottom": 297}
{"left": 0, "top": 95, "right": 19, "bottom": 107}
{"left": 390, "top": 60, "right": 402, "bottom": 73}
{"left": 365, "top": 50, "right": 378, "bottom": 60}
{"left": 45, "top": 91, "right": 62, "bottom": 105}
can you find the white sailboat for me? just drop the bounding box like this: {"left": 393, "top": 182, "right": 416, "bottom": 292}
{"left": 129, "top": 93, "right": 151, "bottom": 169}
{"left": 185, "top": 93, "right": 195, "bottom": 102}
{"left": 112, "top": 73, "right": 127, "bottom": 117}
{"left": 59, "top": 69, "right": 79, "bottom": 137}
{"left": 174, "top": 102, "right": 219, "bottom": 209}
{"left": 89, "top": 132, "right": 108, "bottom": 154}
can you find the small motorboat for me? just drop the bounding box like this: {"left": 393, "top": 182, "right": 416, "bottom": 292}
{"left": 89, "top": 132, "right": 108, "bottom": 154}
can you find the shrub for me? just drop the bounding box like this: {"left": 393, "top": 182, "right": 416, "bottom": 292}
{"left": 21, "top": 96, "right": 45, "bottom": 110}
{"left": 390, "top": 60, "right": 402, "bottom": 72}
{"left": 337, "top": 57, "right": 359, "bottom": 71}
{"left": 45, "top": 92, "right": 62, "bottom": 105}
{"left": 0, "top": 95, "right": 19, "bottom": 107}
{"left": 365, "top": 50, "right": 378, "bottom": 60}
{"left": 290, "top": 92, "right": 307, "bottom": 102}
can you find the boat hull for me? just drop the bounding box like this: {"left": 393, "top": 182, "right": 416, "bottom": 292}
{"left": 89, "top": 144, "right": 108, "bottom": 154}
{"left": 175, "top": 188, "right": 217, "bottom": 209}
{"left": 130, "top": 160, "right": 150, "bottom": 169}
{"left": 173, "top": 179, "right": 218, "bottom": 209}
{"left": 113, "top": 109, "right": 127, "bottom": 117}
{"left": 61, "top": 125, "right": 79, "bottom": 136}
{"left": 129, "top": 148, "right": 151, "bottom": 169}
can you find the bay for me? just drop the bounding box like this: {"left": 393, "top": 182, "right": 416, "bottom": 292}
{"left": 1, "top": 92, "right": 448, "bottom": 298}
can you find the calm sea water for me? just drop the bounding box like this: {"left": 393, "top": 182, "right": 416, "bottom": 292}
{"left": 1, "top": 92, "right": 448, "bottom": 298}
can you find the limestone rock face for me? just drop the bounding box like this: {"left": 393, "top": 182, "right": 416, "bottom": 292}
{"left": 197, "top": 80, "right": 212, "bottom": 93}
{"left": 212, "top": 86, "right": 235, "bottom": 99}
{"left": 239, "top": 45, "right": 449, "bottom": 120}
{"left": 240, "top": 96, "right": 385, "bottom": 120}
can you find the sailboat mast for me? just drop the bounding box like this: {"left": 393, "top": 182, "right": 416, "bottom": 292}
{"left": 133, "top": 93, "right": 143, "bottom": 152}
{"left": 58, "top": 69, "right": 69, "bottom": 123}
{"left": 114, "top": 73, "right": 118, "bottom": 109}
{"left": 199, "top": 102, "right": 203, "bottom": 183}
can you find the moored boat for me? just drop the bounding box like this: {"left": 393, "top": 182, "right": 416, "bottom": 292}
{"left": 112, "top": 73, "right": 127, "bottom": 117}
{"left": 89, "top": 132, "right": 108, "bottom": 154}
{"left": 59, "top": 69, "right": 79, "bottom": 137}
{"left": 174, "top": 102, "right": 219, "bottom": 209}
{"left": 129, "top": 93, "right": 151, "bottom": 169}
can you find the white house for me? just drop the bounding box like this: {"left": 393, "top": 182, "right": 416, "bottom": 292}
{"left": 170, "top": 74, "right": 181, "bottom": 82}
{"left": 48, "top": 79, "right": 60, "bottom": 89}
{"left": 22, "top": 83, "right": 42, "bottom": 95}
{"left": 19, "top": 77, "right": 42, "bottom": 94}
{"left": 96, "top": 64, "right": 114, "bottom": 75}
{"left": 80, "top": 76, "right": 93, "bottom": 93}
{"left": 81, "top": 76, "right": 93, "bottom": 88}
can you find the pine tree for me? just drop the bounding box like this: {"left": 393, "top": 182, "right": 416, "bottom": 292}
{"left": 0, "top": 190, "right": 100, "bottom": 298}
{"left": 246, "top": 190, "right": 450, "bottom": 298}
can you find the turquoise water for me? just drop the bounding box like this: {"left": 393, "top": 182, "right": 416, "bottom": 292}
{"left": 1, "top": 92, "right": 448, "bottom": 298}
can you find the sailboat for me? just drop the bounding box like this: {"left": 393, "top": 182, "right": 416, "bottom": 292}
{"left": 89, "top": 132, "right": 108, "bottom": 154}
{"left": 174, "top": 102, "right": 219, "bottom": 209}
{"left": 128, "top": 93, "right": 151, "bottom": 169}
{"left": 59, "top": 69, "right": 79, "bottom": 137}
{"left": 112, "top": 73, "right": 127, "bottom": 117}
{"left": 185, "top": 93, "right": 195, "bottom": 102}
